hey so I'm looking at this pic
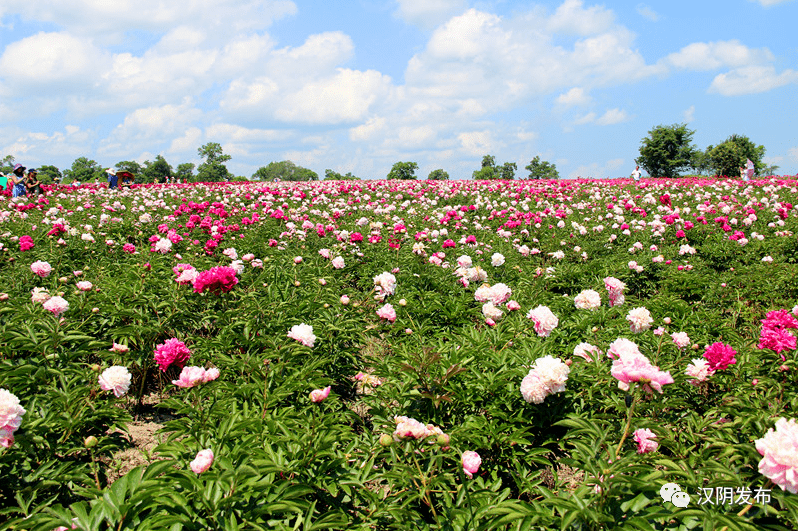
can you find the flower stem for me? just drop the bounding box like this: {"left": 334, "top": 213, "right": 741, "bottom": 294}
{"left": 615, "top": 392, "right": 638, "bottom": 456}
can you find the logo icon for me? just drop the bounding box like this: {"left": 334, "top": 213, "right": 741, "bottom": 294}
{"left": 660, "top": 483, "right": 690, "bottom": 508}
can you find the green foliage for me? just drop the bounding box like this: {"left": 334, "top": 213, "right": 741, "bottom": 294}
{"left": 36, "top": 165, "right": 62, "bottom": 185}
{"left": 254, "top": 161, "right": 318, "bottom": 182}
{"left": 636, "top": 123, "right": 697, "bottom": 177}
{"left": 197, "top": 142, "right": 232, "bottom": 183}
{"left": 708, "top": 134, "right": 767, "bottom": 178}
{"left": 525, "top": 156, "right": 560, "bottom": 180}
{"left": 387, "top": 161, "right": 418, "bottom": 180}
{"left": 63, "top": 157, "right": 105, "bottom": 184}
{"left": 140, "top": 155, "right": 172, "bottom": 184}
{"left": 175, "top": 162, "right": 195, "bottom": 182}
{"left": 473, "top": 155, "right": 517, "bottom": 180}
{"left": 1, "top": 154, "right": 15, "bottom": 174}
{"left": 115, "top": 161, "right": 143, "bottom": 177}
{"left": 323, "top": 169, "right": 358, "bottom": 180}
{"left": 427, "top": 169, "right": 449, "bottom": 181}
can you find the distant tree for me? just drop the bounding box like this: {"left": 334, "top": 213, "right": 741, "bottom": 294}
{"left": 707, "top": 134, "right": 766, "bottom": 178}
{"left": 472, "top": 155, "right": 498, "bottom": 179}
{"left": 525, "top": 156, "right": 560, "bottom": 180}
{"left": 499, "top": 162, "right": 517, "bottom": 180}
{"left": 115, "top": 160, "right": 143, "bottom": 176}
{"left": 176, "top": 162, "right": 195, "bottom": 182}
{"left": 427, "top": 169, "right": 449, "bottom": 181}
{"left": 387, "top": 161, "right": 418, "bottom": 180}
{"left": 254, "top": 161, "right": 318, "bottom": 182}
{"left": 481, "top": 155, "right": 496, "bottom": 169}
{"left": 690, "top": 149, "right": 712, "bottom": 176}
{"left": 324, "top": 169, "right": 343, "bottom": 180}
{"left": 197, "top": 142, "right": 233, "bottom": 182}
{"left": 761, "top": 163, "right": 780, "bottom": 176}
{"left": 141, "top": 155, "right": 172, "bottom": 183}
{"left": 36, "top": 165, "right": 62, "bottom": 185}
{"left": 1, "top": 155, "right": 15, "bottom": 174}
{"left": 64, "top": 157, "right": 104, "bottom": 184}
{"left": 636, "top": 124, "right": 697, "bottom": 178}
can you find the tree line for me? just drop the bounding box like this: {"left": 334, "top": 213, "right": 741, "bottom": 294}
{"left": 636, "top": 124, "right": 778, "bottom": 178}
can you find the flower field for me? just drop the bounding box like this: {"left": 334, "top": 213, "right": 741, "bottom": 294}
{"left": 1, "top": 177, "right": 798, "bottom": 530}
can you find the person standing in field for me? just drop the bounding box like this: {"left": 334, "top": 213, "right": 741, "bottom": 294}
{"left": 25, "top": 169, "right": 42, "bottom": 197}
{"left": 631, "top": 166, "right": 641, "bottom": 182}
{"left": 106, "top": 168, "right": 119, "bottom": 189}
{"left": 9, "top": 164, "right": 27, "bottom": 197}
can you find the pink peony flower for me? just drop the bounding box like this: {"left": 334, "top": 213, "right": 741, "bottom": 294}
{"left": 526, "top": 305, "right": 559, "bottom": 337}
{"left": 671, "top": 332, "right": 691, "bottom": 349}
{"left": 703, "top": 342, "right": 737, "bottom": 371}
{"left": 331, "top": 256, "right": 345, "bottom": 269}
{"left": 31, "top": 260, "right": 53, "bottom": 278}
{"left": 98, "top": 366, "right": 132, "bottom": 397}
{"left": 204, "top": 368, "right": 220, "bottom": 382}
{"left": 755, "top": 417, "right": 798, "bottom": 493}
{"left": 506, "top": 300, "right": 521, "bottom": 311}
{"left": 172, "top": 366, "right": 209, "bottom": 388}
{"left": 376, "top": 303, "right": 397, "bottom": 322}
{"left": 76, "top": 281, "right": 93, "bottom": 291}
{"left": 288, "top": 323, "right": 316, "bottom": 347}
{"left": 607, "top": 338, "right": 642, "bottom": 360}
{"left": 110, "top": 342, "right": 129, "bottom": 353}
{"left": 574, "top": 289, "right": 602, "bottom": 310}
{"left": 685, "top": 358, "right": 714, "bottom": 384}
{"left": 42, "top": 296, "right": 69, "bottom": 316}
{"left": 626, "top": 307, "right": 653, "bottom": 333}
{"left": 373, "top": 272, "right": 397, "bottom": 299}
{"left": 462, "top": 451, "right": 482, "bottom": 479}
{"left": 611, "top": 351, "right": 674, "bottom": 394}
{"left": 31, "top": 287, "right": 51, "bottom": 304}
{"left": 309, "top": 386, "right": 331, "bottom": 403}
{"left": 154, "top": 338, "right": 192, "bottom": 372}
{"left": 520, "top": 355, "right": 570, "bottom": 404}
{"left": 192, "top": 266, "right": 238, "bottom": 294}
{"left": 0, "top": 388, "right": 26, "bottom": 448}
{"left": 633, "top": 428, "right": 658, "bottom": 454}
{"left": 190, "top": 449, "right": 214, "bottom": 474}
{"left": 573, "top": 342, "right": 601, "bottom": 362}
{"left": 392, "top": 416, "right": 445, "bottom": 442}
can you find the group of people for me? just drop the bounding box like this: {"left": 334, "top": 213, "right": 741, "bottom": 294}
{"left": 105, "top": 168, "right": 135, "bottom": 189}
{"left": 2, "top": 164, "right": 42, "bottom": 197}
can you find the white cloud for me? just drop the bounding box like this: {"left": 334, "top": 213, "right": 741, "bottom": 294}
{"left": 0, "top": 125, "right": 95, "bottom": 163}
{"left": 350, "top": 117, "right": 388, "bottom": 142}
{"left": 457, "top": 131, "right": 495, "bottom": 156}
{"left": 683, "top": 105, "right": 695, "bottom": 123}
{"left": 394, "top": 0, "right": 468, "bottom": 29}
{"left": 664, "top": 40, "right": 774, "bottom": 71}
{"left": 636, "top": 4, "right": 659, "bottom": 21}
{"left": 0, "top": 32, "right": 109, "bottom": 89}
{"left": 574, "top": 112, "right": 597, "bottom": 125}
{"left": 556, "top": 87, "right": 591, "bottom": 107}
{"left": 169, "top": 128, "right": 203, "bottom": 154}
{"left": 595, "top": 108, "right": 629, "bottom": 125}
{"left": 788, "top": 147, "right": 798, "bottom": 161}
{"left": 751, "top": 0, "right": 793, "bottom": 6}
{"left": 547, "top": 0, "right": 615, "bottom": 35}
{"left": 708, "top": 65, "right": 798, "bottom": 96}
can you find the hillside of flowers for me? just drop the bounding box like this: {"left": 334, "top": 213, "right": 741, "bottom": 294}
{"left": 1, "top": 177, "right": 798, "bottom": 530}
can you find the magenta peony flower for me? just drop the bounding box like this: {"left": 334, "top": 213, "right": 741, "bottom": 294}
{"left": 31, "top": 260, "right": 52, "bottom": 278}
{"left": 376, "top": 303, "right": 397, "bottom": 322}
{"left": 287, "top": 323, "right": 316, "bottom": 347}
{"left": 98, "top": 366, "right": 132, "bottom": 397}
{"left": 122, "top": 243, "right": 136, "bottom": 254}
{"left": 758, "top": 309, "right": 798, "bottom": 360}
{"left": 309, "top": 386, "right": 331, "bottom": 403}
{"left": 755, "top": 417, "right": 798, "bottom": 493}
{"left": 190, "top": 449, "right": 214, "bottom": 474}
{"left": 42, "top": 296, "right": 69, "bottom": 316}
{"left": 154, "top": 338, "right": 192, "bottom": 372}
{"left": 0, "top": 388, "right": 26, "bottom": 448}
{"left": 703, "top": 342, "right": 737, "bottom": 371}
{"left": 192, "top": 266, "right": 238, "bottom": 294}
{"left": 19, "top": 235, "right": 34, "bottom": 251}
{"left": 462, "top": 451, "right": 482, "bottom": 479}
{"left": 633, "top": 428, "right": 658, "bottom": 454}
{"left": 611, "top": 351, "right": 674, "bottom": 394}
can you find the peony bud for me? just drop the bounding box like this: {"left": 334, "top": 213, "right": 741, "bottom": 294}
{"left": 379, "top": 434, "right": 394, "bottom": 447}
{"left": 84, "top": 436, "right": 98, "bottom": 448}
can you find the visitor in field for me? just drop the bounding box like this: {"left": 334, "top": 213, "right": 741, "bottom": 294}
{"left": 631, "top": 166, "right": 641, "bottom": 181}
{"left": 106, "top": 168, "right": 118, "bottom": 189}
{"left": 119, "top": 171, "right": 135, "bottom": 188}
{"left": 9, "top": 163, "right": 27, "bottom": 197}
{"left": 24, "top": 169, "right": 42, "bottom": 196}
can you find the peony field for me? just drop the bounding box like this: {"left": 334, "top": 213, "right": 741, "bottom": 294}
{"left": 2, "top": 177, "right": 798, "bottom": 530}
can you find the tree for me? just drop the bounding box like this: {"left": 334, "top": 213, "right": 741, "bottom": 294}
{"left": 708, "top": 134, "right": 766, "bottom": 178}
{"left": 37, "top": 165, "right": 62, "bottom": 185}
{"left": 427, "top": 169, "right": 449, "bottom": 181}
{"left": 690, "top": 150, "right": 712, "bottom": 176}
{"left": 64, "top": 157, "right": 104, "bottom": 184}
{"left": 636, "top": 124, "right": 697, "bottom": 178}
{"left": 323, "top": 169, "right": 359, "bottom": 180}
{"left": 472, "top": 155, "right": 498, "bottom": 180}
{"left": 115, "top": 160, "right": 143, "bottom": 176}
{"left": 253, "top": 161, "right": 318, "bottom": 182}
{"left": 197, "top": 142, "right": 232, "bottom": 182}
{"left": 525, "top": 156, "right": 560, "bottom": 180}
{"left": 176, "top": 163, "right": 195, "bottom": 182}
{"left": 499, "top": 162, "right": 517, "bottom": 181}
{"left": 1, "top": 155, "right": 15, "bottom": 175}
{"left": 141, "top": 155, "right": 172, "bottom": 183}
{"left": 387, "top": 161, "right": 418, "bottom": 180}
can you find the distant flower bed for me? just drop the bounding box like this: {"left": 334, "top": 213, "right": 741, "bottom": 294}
{"left": 1, "top": 177, "right": 798, "bottom": 529}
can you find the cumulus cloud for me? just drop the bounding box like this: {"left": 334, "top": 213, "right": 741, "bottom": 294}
{"left": 394, "top": 0, "right": 468, "bottom": 29}
{"left": 664, "top": 40, "right": 774, "bottom": 71}
{"left": 547, "top": 0, "right": 615, "bottom": 35}
{"left": 458, "top": 131, "right": 495, "bottom": 156}
{"left": 636, "top": 4, "right": 659, "bottom": 21}
{"left": 556, "top": 87, "right": 592, "bottom": 107}
{"left": 751, "top": 0, "right": 793, "bottom": 5}
{"left": 708, "top": 65, "right": 798, "bottom": 96}
{"left": 683, "top": 105, "right": 695, "bottom": 123}
{"left": 595, "top": 108, "right": 629, "bottom": 125}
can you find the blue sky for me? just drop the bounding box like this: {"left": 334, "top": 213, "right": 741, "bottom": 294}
{"left": 1, "top": 0, "right": 796, "bottom": 179}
